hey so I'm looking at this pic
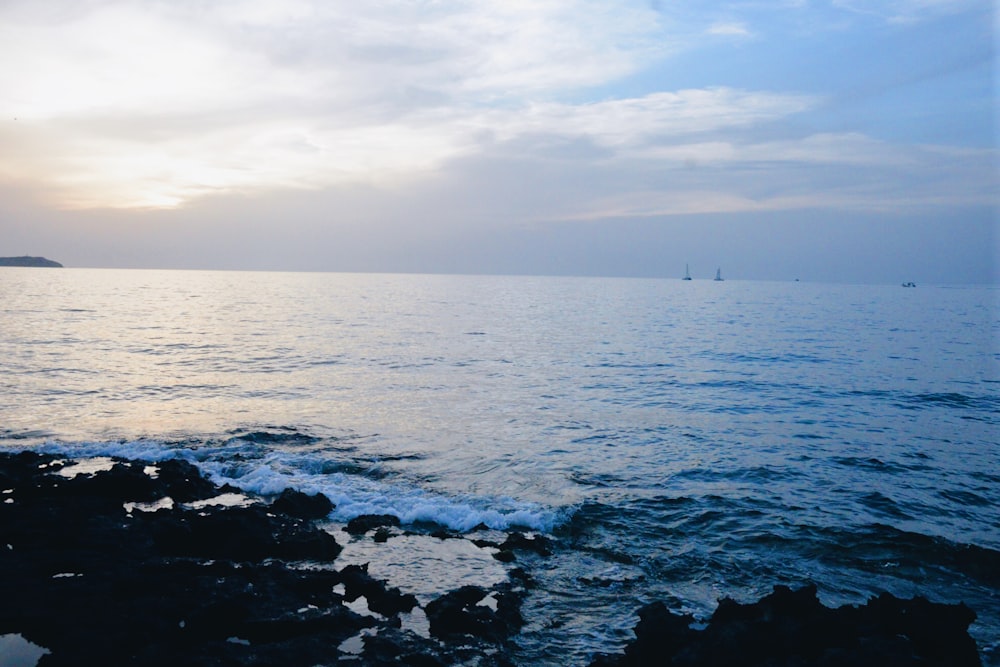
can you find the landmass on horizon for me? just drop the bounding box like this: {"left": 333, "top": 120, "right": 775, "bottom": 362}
{"left": 0, "top": 256, "right": 63, "bottom": 267}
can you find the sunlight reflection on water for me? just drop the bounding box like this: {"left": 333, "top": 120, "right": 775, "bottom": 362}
{"left": 334, "top": 530, "right": 508, "bottom": 604}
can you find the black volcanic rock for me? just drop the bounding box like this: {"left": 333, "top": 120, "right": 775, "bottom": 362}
{"left": 473, "top": 531, "right": 552, "bottom": 562}
{"left": 271, "top": 487, "right": 334, "bottom": 519}
{"left": 337, "top": 563, "right": 418, "bottom": 616}
{"left": 500, "top": 531, "right": 552, "bottom": 556}
{"left": 0, "top": 255, "right": 62, "bottom": 267}
{"left": 345, "top": 513, "right": 401, "bottom": 535}
{"left": 0, "top": 452, "right": 447, "bottom": 666}
{"left": 153, "top": 458, "right": 226, "bottom": 501}
{"left": 590, "top": 583, "right": 982, "bottom": 667}
{"left": 425, "top": 585, "right": 524, "bottom": 643}
{"left": 148, "top": 504, "right": 343, "bottom": 561}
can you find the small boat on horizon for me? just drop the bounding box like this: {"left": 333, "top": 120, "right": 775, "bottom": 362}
{"left": 714, "top": 267, "right": 724, "bottom": 281}
{"left": 682, "top": 264, "right": 692, "bottom": 281}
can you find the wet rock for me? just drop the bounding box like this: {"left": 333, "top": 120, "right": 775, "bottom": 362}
{"left": 359, "top": 628, "right": 447, "bottom": 667}
{"left": 500, "top": 532, "right": 552, "bottom": 557}
{"left": 474, "top": 532, "right": 552, "bottom": 562}
{"left": 0, "top": 452, "right": 412, "bottom": 666}
{"left": 425, "top": 586, "right": 494, "bottom": 639}
{"left": 64, "top": 461, "right": 161, "bottom": 500}
{"left": 861, "top": 591, "right": 980, "bottom": 664}
{"left": 271, "top": 487, "right": 334, "bottom": 519}
{"left": 148, "top": 504, "right": 342, "bottom": 561}
{"left": 493, "top": 549, "right": 517, "bottom": 563}
{"left": 590, "top": 583, "right": 982, "bottom": 667}
{"left": 146, "top": 458, "right": 222, "bottom": 502}
{"left": 472, "top": 537, "right": 502, "bottom": 549}
{"left": 337, "top": 563, "right": 418, "bottom": 616}
{"left": 425, "top": 585, "right": 523, "bottom": 643}
{"left": 345, "top": 513, "right": 401, "bottom": 535}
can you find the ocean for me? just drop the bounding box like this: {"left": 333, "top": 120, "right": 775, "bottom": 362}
{"left": 1, "top": 268, "right": 997, "bottom": 664}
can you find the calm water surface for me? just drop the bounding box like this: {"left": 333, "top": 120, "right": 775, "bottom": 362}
{"left": 2, "top": 268, "right": 998, "bottom": 664}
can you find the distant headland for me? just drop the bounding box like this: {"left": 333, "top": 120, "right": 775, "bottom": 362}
{"left": 0, "top": 256, "right": 63, "bottom": 267}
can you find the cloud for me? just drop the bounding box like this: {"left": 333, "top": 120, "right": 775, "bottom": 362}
{"left": 1, "top": 5, "right": 284, "bottom": 119}
{"left": 830, "top": 0, "right": 986, "bottom": 23}
{"left": 707, "top": 22, "right": 752, "bottom": 37}
{"left": 0, "top": 0, "right": 668, "bottom": 112}
{"left": 0, "top": 0, "right": 678, "bottom": 209}
{"left": 0, "top": 0, "right": 814, "bottom": 211}
{"left": 632, "top": 133, "right": 916, "bottom": 166}
{"left": 0, "top": 85, "right": 817, "bottom": 209}
{"left": 487, "top": 132, "right": 998, "bottom": 222}
{"left": 478, "top": 88, "right": 817, "bottom": 146}
{"left": 0, "top": 0, "right": 993, "bottom": 243}
{"left": 549, "top": 182, "right": 996, "bottom": 221}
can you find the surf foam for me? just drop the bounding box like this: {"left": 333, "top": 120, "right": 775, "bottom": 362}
{"left": 30, "top": 439, "right": 561, "bottom": 533}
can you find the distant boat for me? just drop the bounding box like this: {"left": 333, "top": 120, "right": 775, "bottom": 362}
{"left": 902, "top": 281, "right": 916, "bottom": 288}
{"left": 682, "top": 264, "right": 692, "bottom": 281}
{"left": 714, "top": 268, "right": 724, "bottom": 281}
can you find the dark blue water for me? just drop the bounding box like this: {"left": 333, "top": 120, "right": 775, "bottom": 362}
{"left": 2, "top": 268, "right": 997, "bottom": 664}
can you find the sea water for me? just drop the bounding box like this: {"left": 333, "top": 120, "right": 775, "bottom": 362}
{"left": 1, "top": 268, "right": 997, "bottom": 664}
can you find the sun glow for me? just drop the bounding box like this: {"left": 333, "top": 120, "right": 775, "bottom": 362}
{"left": 0, "top": 0, "right": 668, "bottom": 210}
{"left": 0, "top": 0, "right": 992, "bottom": 219}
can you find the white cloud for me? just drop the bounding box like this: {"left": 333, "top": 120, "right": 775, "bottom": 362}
{"left": 632, "top": 133, "right": 916, "bottom": 166}
{"left": 530, "top": 134, "right": 999, "bottom": 222}
{"left": 830, "top": 0, "right": 984, "bottom": 22}
{"left": 0, "top": 84, "right": 817, "bottom": 209}
{"left": 492, "top": 88, "right": 816, "bottom": 145}
{"left": 0, "top": 0, "right": 991, "bottom": 218}
{"left": 0, "top": 5, "right": 298, "bottom": 119}
{"left": 543, "top": 181, "right": 997, "bottom": 222}
{"left": 707, "top": 22, "right": 752, "bottom": 36}
{"left": 0, "top": 0, "right": 818, "bottom": 210}
{"left": 0, "top": 0, "right": 677, "bottom": 209}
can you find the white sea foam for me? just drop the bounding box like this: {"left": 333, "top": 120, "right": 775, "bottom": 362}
{"left": 35, "top": 440, "right": 185, "bottom": 464}
{"left": 30, "top": 439, "right": 561, "bottom": 532}
{"left": 199, "top": 453, "right": 561, "bottom": 532}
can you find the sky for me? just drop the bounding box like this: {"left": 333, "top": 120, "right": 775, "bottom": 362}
{"left": 0, "top": 0, "right": 996, "bottom": 283}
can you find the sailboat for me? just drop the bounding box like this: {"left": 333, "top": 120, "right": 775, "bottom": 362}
{"left": 714, "top": 268, "right": 724, "bottom": 281}
{"left": 682, "top": 264, "right": 692, "bottom": 281}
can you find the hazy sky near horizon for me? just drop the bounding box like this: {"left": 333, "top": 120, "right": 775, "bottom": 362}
{"left": 0, "top": 0, "right": 996, "bottom": 283}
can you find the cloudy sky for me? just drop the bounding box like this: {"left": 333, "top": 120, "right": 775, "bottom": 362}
{"left": 0, "top": 0, "right": 995, "bottom": 283}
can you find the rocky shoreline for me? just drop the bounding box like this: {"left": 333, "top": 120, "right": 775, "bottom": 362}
{"left": 0, "top": 451, "right": 983, "bottom": 666}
